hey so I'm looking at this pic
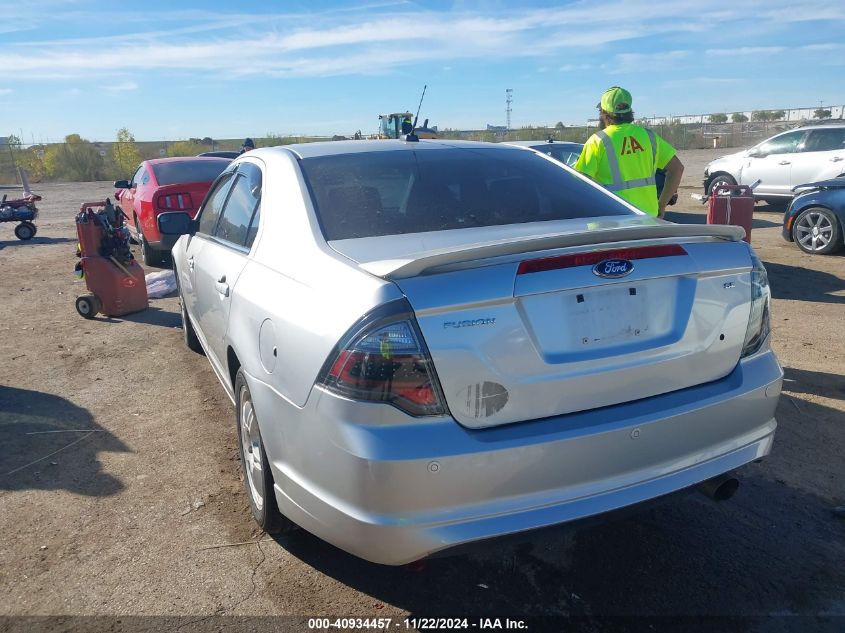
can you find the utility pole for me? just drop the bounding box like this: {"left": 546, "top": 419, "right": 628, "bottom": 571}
{"left": 505, "top": 88, "right": 513, "bottom": 134}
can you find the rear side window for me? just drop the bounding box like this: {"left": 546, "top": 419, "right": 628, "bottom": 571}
{"left": 215, "top": 169, "right": 261, "bottom": 247}
{"left": 803, "top": 129, "right": 845, "bottom": 152}
{"left": 301, "top": 148, "right": 634, "bottom": 240}
{"left": 152, "top": 159, "right": 230, "bottom": 186}
{"left": 197, "top": 172, "right": 235, "bottom": 236}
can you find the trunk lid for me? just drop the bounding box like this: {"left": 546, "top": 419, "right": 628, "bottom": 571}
{"left": 330, "top": 217, "right": 752, "bottom": 429}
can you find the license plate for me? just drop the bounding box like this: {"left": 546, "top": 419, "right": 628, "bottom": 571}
{"left": 569, "top": 285, "right": 649, "bottom": 346}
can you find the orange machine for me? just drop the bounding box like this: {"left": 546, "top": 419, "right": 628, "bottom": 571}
{"left": 75, "top": 200, "right": 148, "bottom": 318}
{"left": 707, "top": 185, "right": 754, "bottom": 244}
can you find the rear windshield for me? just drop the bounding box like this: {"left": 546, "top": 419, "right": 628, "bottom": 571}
{"left": 300, "top": 147, "right": 633, "bottom": 240}
{"left": 152, "top": 160, "right": 230, "bottom": 186}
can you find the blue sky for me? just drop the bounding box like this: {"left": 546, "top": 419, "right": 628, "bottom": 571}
{"left": 1, "top": 0, "right": 843, "bottom": 143}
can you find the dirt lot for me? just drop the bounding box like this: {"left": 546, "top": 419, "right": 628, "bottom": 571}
{"left": 1, "top": 149, "right": 843, "bottom": 632}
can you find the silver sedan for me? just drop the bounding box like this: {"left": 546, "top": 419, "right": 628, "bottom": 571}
{"left": 160, "top": 140, "right": 782, "bottom": 565}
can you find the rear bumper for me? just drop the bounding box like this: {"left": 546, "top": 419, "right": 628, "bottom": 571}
{"left": 147, "top": 234, "right": 181, "bottom": 251}
{"left": 252, "top": 349, "right": 782, "bottom": 565}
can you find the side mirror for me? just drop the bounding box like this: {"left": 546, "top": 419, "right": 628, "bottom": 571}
{"left": 157, "top": 212, "right": 195, "bottom": 236}
{"left": 114, "top": 179, "right": 131, "bottom": 189}
{"left": 748, "top": 148, "right": 765, "bottom": 158}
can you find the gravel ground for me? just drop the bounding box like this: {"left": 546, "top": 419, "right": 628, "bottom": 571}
{"left": 0, "top": 149, "right": 843, "bottom": 633}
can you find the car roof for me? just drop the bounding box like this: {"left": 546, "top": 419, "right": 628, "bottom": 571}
{"left": 259, "top": 139, "right": 520, "bottom": 160}
{"left": 795, "top": 122, "right": 845, "bottom": 131}
{"left": 504, "top": 140, "right": 583, "bottom": 148}
{"left": 145, "top": 156, "right": 232, "bottom": 166}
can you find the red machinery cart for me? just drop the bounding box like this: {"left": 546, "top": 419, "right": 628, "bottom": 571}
{"left": 75, "top": 199, "right": 148, "bottom": 318}
{"left": 707, "top": 184, "right": 754, "bottom": 243}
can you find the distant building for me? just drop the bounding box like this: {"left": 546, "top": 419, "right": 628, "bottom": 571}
{"left": 486, "top": 124, "right": 508, "bottom": 132}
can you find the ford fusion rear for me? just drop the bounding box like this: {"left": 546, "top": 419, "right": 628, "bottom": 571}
{"left": 170, "top": 141, "right": 782, "bottom": 565}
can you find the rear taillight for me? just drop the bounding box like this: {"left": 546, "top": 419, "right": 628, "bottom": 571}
{"left": 318, "top": 300, "right": 447, "bottom": 417}
{"left": 741, "top": 251, "right": 771, "bottom": 358}
{"left": 155, "top": 192, "right": 194, "bottom": 211}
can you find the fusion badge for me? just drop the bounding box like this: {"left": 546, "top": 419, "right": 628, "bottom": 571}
{"left": 592, "top": 258, "right": 634, "bottom": 279}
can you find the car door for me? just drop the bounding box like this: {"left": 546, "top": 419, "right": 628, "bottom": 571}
{"left": 190, "top": 162, "right": 263, "bottom": 369}
{"left": 181, "top": 169, "right": 236, "bottom": 342}
{"left": 740, "top": 130, "right": 806, "bottom": 196}
{"left": 790, "top": 128, "right": 845, "bottom": 187}
{"left": 120, "top": 164, "right": 147, "bottom": 235}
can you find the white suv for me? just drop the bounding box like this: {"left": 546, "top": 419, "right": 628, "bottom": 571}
{"left": 704, "top": 124, "right": 845, "bottom": 203}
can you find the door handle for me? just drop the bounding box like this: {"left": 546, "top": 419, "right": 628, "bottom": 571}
{"left": 831, "top": 157, "right": 843, "bottom": 162}
{"left": 215, "top": 275, "right": 229, "bottom": 297}
{"left": 778, "top": 160, "right": 791, "bottom": 165}
{"left": 187, "top": 256, "right": 195, "bottom": 271}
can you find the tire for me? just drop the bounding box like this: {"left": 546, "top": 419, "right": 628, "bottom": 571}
{"left": 706, "top": 173, "right": 737, "bottom": 195}
{"left": 793, "top": 207, "right": 843, "bottom": 255}
{"left": 139, "top": 234, "right": 159, "bottom": 267}
{"left": 234, "top": 369, "right": 291, "bottom": 535}
{"left": 75, "top": 294, "right": 101, "bottom": 319}
{"left": 135, "top": 216, "right": 159, "bottom": 266}
{"left": 14, "top": 221, "right": 36, "bottom": 240}
{"left": 179, "top": 289, "right": 204, "bottom": 354}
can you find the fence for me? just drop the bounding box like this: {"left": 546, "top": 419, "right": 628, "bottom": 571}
{"left": 0, "top": 135, "right": 332, "bottom": 185}
{"left": 455, "top": 121, "right": 812, "bottom": 151}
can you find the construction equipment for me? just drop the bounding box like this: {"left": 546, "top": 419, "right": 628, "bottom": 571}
{"left": 375, "top": 85, "right": 438, "bottom": 139}
{"left": 75, "top": 199, "right": 148, "bottom": 318}
{"left": 377, "top": 113, "right": 438, "bottom": 139}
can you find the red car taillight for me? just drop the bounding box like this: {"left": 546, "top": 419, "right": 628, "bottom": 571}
{"left": 318, "top": 300, "right": 447, "bottom": 417}
{"left": 155, "top": 192, "right": 194, "bottom": 212}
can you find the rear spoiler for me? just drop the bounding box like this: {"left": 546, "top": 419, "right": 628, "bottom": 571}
{"left": 360, "top": 223, "right": 745, "bottom": 279}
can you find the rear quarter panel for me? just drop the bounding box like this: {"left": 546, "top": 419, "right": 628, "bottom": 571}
{"left": 226, "top": 151, "right": 402, "bottom": 409}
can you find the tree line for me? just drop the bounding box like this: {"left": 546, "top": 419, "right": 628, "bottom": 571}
{"left": 706, "top": 108, "right": 834, "bottom": 124}
{"left": 1, "top": 130, "right": 324, "bottom": 184}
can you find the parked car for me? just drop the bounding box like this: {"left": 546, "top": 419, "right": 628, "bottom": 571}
{"left": 159, "top": 140, "right": 782, "bottom": 565}
{"left": 782, "top": 177, "right": 845, "bottom": 254}
{"left": 704, "top": 124, "right": 845, "bottom": 203}
{"left": 506, "top": 139, "right": 677, "bottom": 205}
{"left": 114, "top": 156, "right": 231, "bottom": 265}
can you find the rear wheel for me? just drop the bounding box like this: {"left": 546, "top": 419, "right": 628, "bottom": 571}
{"left": 14, "top": 221, "right": 36, "bottom": 240}
{"left": 706, "top": 173, "right": 737, "bottom": 195}
{"left": 75, "top": 294, "right": 101, "bottom": 319}
{"left": 793, "top": 207, "right": 843, "bottom": 255}
{"left": 135, "top": 217, "right": 159, "bottom": 266}
{"left": 139, "top": 234, "right": 158, "bottom": 266}
{"left": 235, "top": 369, "right": 292, "bottom": 535}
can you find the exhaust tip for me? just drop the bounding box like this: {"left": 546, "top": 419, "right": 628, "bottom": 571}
{"left": 698, "top": 473, "right": 739, "bottom": 501}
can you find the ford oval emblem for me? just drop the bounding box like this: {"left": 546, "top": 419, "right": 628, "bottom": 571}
{"left": 592, "top": 258, "right": 634, "bottom": 278}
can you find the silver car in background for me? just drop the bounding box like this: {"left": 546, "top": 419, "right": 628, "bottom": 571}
{"left": 160, "top": 140, "right": 782, "bottom": 565}
{"left": 704, "top": 123, "right": 845, "bottom": 202}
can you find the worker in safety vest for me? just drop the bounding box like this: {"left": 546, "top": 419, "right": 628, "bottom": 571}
{"left": 575, "top": 87, "right": 684, "bottom": 218}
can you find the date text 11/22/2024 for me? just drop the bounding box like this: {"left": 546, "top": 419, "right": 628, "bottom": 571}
{"left": 307, "top": 617, "right": 528, "bottom": 630}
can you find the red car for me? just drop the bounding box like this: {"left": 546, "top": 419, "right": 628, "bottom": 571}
{"left": 114, "top": 156, "right": 231, "bottom": 265}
